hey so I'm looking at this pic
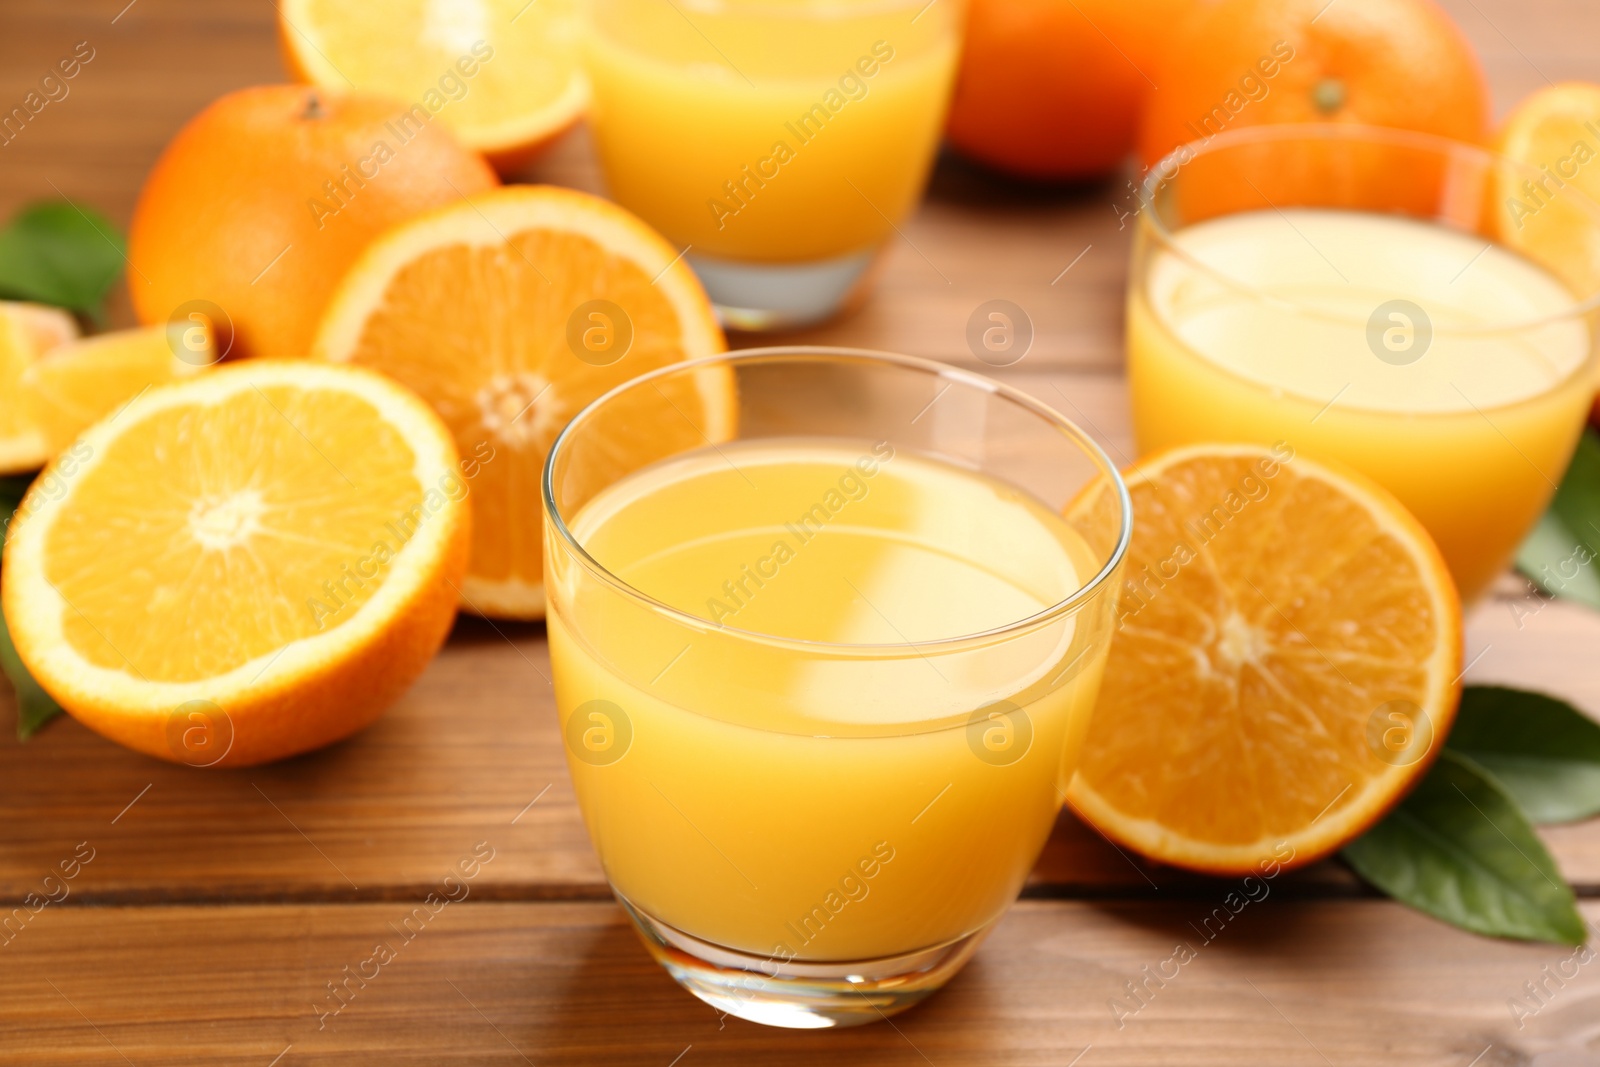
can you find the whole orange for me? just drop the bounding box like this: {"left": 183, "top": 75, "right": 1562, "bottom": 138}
{"left": 1136, "top": 0, "right": 1489, "bottom": 168}
{"left": 946, "top": 0, "right": 1180, "bottom": 180}
{"left": 128, "top": 85, "right": 498, "bottom": 360}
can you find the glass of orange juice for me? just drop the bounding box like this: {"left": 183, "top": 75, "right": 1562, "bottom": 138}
{"left": 1128, "top": 124, "right": 1600, "bottom": 603}
{"left": 543, "top": 348, "right": 1129, "bottom": 1028}
{"left": 581, "top": 0, "right": 963, "bottom": 330}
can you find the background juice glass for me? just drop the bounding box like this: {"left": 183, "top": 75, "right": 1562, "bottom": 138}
{"left": 1127, "top": 124, "right": 1600, "bottom": 603}
{"left": 582, "top": 0, "right": 963, "bottom": 329}
{"left": 543, "top": 349, "right": 1129, "bottom": 1028}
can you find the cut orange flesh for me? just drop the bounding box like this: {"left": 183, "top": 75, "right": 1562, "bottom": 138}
{"left": 21, "top": 323, "right": 214, "bottom": 456}
{"left": 1494, "top": 81, "right": 1600, "bottom": 297}
{"left": 2, "top": 361, "right": 469, "bottom": 767}
{"left": 278, "top": 0, "right": 587, "bottom": 169}
{"left": 313, "top": 185, "right": 730, "bottom": 619}
{"left": 1064, "top": 444, "right": 1463, "bottom": 873}
{"left": 0, "top": 301, "right": 79, "bottom": 474}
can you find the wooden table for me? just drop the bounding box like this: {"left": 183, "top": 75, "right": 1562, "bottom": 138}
{"left": 4, "top": 1, "right": 1600, "bottom": 1062}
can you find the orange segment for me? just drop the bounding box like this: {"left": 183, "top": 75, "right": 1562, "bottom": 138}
{"left": 1494, "top": 81, "right": 1600, "bottom": 297}
{"left": 1064, "top": 444, "right": 1462, "bottom": 873}
{"left": 21, "top": 323, "right": 214, "bottom": 456}
{"left": 0, "top": 301, "right": 79, "bottom": 474}
{"left": 2, "top": 361, "right": 469, "bottom": 767}
{"left": 278, "top": 0, "right": 586, "bottom": 169}
{"left": 313, "top": 185, "right": 730, "bottom": 620}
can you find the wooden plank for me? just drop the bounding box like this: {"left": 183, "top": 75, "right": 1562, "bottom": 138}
{"left": 0, "top": 897, "right": 1585, "bottom": 1065}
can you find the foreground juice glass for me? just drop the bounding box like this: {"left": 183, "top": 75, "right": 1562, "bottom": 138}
{"left": 1128, "top": 124, "right": 1600, "bottom": 603}
{"left": 582, "top": 0, "right": 962, "bottom": 330}
{"left": 543, "top": 349, "right": 1129, "bottom": 1028}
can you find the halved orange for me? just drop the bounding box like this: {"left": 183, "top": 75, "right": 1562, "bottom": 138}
{"left": 1493, "top": 81, "right": 1600, "bottom": 297}
{"left": 313, "top": 185, "right": 730, "bottom": 620}
{"left": 2, "top": 361, "right": 469, "bottom": 767}
{"left": 277, "top": 0, "right": 586, "bottom": 170}
{"left": 0, "top": 302, "right": 79, "bottom": 474}
{"left": 1064, "top": 444, "right": 1463, "bottom": 873}
{"left": 22, "top": 323, "right": 215, "bottom": 456}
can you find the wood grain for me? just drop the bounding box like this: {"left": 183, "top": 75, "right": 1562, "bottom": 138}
{"left": 3, "top": 898, "right": 1592, "bottom": 1066}
{"left": 3, "top": 0, "right": 1600, "bottom": 1061}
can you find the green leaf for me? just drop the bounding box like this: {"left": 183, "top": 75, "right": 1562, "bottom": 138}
{"left": 1341, "top": 750, "right": 1585, "bottom": 944}
{"left": 1519, "top": 429, "right": 1600, "bottom": 609}
{"left": 0, "top": 477, "right": 62, "bottom": 738}
{"left": 1449, "top": 686, "right": 1600, "bottom": 824}
{"left": 1516, "top": 511, "right": 1600, "bottom": 610}
{"left": 0, "top": 602, "right": 61, "bottom": 739}
{"left": 0, "top": 200, "right": 125, "bottom": 318}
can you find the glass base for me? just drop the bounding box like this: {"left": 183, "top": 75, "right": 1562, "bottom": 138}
{"left": 687, "top": 248, "right": 880, "bottom": 332}
{"left": 617, "top": 892, "right": 993, "bottom": 1029}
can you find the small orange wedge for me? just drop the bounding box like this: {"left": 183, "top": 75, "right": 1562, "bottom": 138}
{"left": 2, "top": 361, "right": 469, "bottom": 767}
{"left": 21, "top": 323, "right": 215, "bottom": 456}
{"left": 0, "top": 302, "right": 79, "bottom": 474}
{"left": 313, "top": 185, "right": 731, "bottom": 620}
{"left": 277, "top": 0, "right": 586, "bottom": 170}
{"left": 1064, "top": 444, "right": 1463, "bottom": 874}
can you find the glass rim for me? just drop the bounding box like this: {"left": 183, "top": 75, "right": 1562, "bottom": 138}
{"left": 542, "top": 346, "right": 1133, "bottom": 656}
{"left": 1137, "top": 121, "right": 1600, "bottom": 335}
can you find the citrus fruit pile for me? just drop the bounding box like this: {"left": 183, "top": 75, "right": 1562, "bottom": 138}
{"left": 313, "top": 186, "right": 727, "bottom": 617}
{"left": 947, "top": 0, "right": 1490, "bottom": 179}
{"left": 0, "top": 1, "right": 724, "bottom": 764}
{"left": 0, "top": 0, "right": 1572, "bottom": 870}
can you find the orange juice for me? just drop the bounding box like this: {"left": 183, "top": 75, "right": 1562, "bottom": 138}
{"left": 582, "top": 0, "right": 960, "bottom": 264}
{"left": 546, "top": 439, "right": 1109, "bottom": 961}
{"left": 1129, "top": 207, "right": 1597, "bottom": 602}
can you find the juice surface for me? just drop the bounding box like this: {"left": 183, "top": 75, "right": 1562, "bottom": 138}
{"left": 547, "top": 439, "right": 1113, "bottom": 960}
{"left": 583, "top": 0, "right": 959, "bottom": 262}
{"left": 1130, "top": 207, "right": 1597, "bottom": 602}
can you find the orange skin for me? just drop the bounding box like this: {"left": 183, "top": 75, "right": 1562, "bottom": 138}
{"left": 1136, "top": 0, "right": 1489, "bottom": 169}
{"left": 946, "top": 0, "right": 1183, "bottom": 180}
{"left": 128, "top": 85, "right": 498, "bottom": 361}
{"left": 24, "top": 510, "right": 470, "bottom": 767}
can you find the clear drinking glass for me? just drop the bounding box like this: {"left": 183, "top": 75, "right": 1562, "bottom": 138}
{"left": 581, "top": 0, "right": 964, "bottom": 330}
{"left": 543, "top": 348, "right": 1130, "bottom": 1028}
{"left": 1127, "top": 123, "right": 1600, "bottom": 603}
